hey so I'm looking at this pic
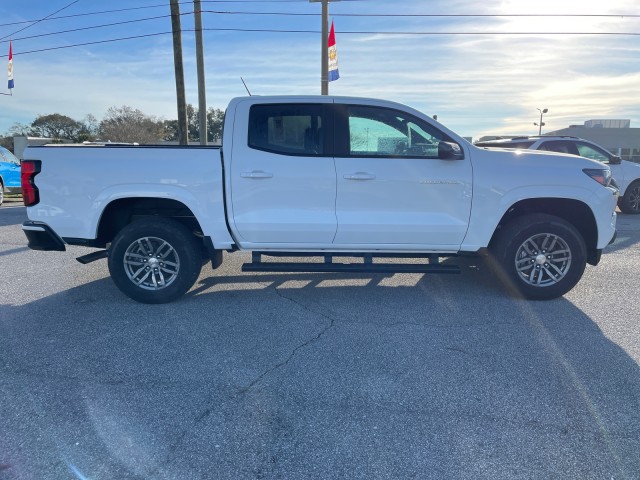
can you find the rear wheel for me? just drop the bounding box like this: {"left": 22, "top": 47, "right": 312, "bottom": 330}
{"left": 108, "top": 217, "right": 202, "bottom": 303}
{"left": 619, "top": 180, "right": 640, "bottom": 214}
{"left": 491, "top": 214, "right": 587, "bottom": 300}
{"left": 0, "top": 182, "right": 4, "bottom": 206}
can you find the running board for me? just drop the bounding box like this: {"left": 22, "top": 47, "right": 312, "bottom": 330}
{"left": 242, "top": 252, "right": 460, "bottom": 274}
{"left": 76, "top": 250, "right": 108, "bottom": 264}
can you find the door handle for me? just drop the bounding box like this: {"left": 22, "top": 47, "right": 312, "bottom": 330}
{"left": 240, "top": 171, "right": 274, "bottom": 179}
{"left": 344, "top": 172, "right": 376, "bottom": 181}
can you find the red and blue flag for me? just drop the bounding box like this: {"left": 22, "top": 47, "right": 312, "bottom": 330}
{"left": 328, "top": 21, "right": 339, "bottom": 82}
{"left": 8, "top": 41, "right": 14, "bottom": 90}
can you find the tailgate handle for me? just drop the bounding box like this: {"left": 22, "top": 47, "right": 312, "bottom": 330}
{"left": 241, "top": 171, "right": 274, "bottom": 179}
{"left": 344, "top": 172, "right": 376, "bottom": 181}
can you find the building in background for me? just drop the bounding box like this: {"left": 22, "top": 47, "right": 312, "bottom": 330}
{"left": 13, "top": 136, "right": 72, "bottom": 159}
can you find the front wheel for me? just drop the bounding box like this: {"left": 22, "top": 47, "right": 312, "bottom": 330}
{"left": 491, "top": 214, "right": 587, "bottom": 300}
{"left": 108, "top": 218, "right": 202, "bottom": 303}
{"left": 618, "top": 180, "right": 640, "bottom": 214}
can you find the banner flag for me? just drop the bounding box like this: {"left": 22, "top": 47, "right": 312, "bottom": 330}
{"left": 328, "top": 21, "right": 339, "bottom": 82}
{"left": 8, "top": 41, "right": 14, "bottom": 90}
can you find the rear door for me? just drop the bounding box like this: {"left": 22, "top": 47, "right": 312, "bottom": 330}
{"left": 228, "top": 100, "right": 337, "bottom": 245}
{"left": 333, "top": 103, "right": 472, "bottom": 248}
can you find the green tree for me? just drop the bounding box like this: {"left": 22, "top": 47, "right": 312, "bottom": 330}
{"left": 30, "top": 113, "right": 83, "bottom": 140}
{"left": 163, "top": 105, "right": 224, "bottom": 144}
{"left": 207, "top": 107, "right": 224, "bottom": 144}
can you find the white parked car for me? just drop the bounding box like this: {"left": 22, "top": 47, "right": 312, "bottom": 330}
{"left": 476, "top": 136, "right": 640, "bottom": 214}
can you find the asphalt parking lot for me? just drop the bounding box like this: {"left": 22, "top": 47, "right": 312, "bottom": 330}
{"left": 1, "top": 199, "right": 639, "bottom": 480}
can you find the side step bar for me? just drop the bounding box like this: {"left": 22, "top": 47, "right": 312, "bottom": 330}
{"left": 76, "top": 250, "right": 108, "bottom": 264}
{"left": 242, "top": 252, "right": 460, "bottom": 274}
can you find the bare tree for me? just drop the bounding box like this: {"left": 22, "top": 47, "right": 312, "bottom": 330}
{"left": 99, "top": 106, "right": 165, "bottom": 144}
{"left": 1, "top": 123, "right": 30, "bottom": 150}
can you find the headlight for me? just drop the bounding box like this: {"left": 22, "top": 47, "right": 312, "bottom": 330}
{"left": 583, "top": 168, "right": 612, "bottom": 187}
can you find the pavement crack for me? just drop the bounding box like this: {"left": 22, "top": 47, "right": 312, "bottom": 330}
{"left": 151, "top": 287, "right": 339, "bottom": 477}
{"left": 238, "top": 287, "right": 338, "bottom": 394}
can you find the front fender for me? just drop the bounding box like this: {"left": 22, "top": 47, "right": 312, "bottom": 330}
{"left": 461, "top": 184, "right": 600, "bottom": 251}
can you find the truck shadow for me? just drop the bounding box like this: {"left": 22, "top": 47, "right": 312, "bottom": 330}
{"left": 607, "top": 213, "right": 640, "bottom": 252}
{"left": 1, "top": 256, "right": 639, "bottom": 478}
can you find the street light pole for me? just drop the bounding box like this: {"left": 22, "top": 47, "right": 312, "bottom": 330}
{"left": 534, "top": 107, "right": 548, "bottom": 135}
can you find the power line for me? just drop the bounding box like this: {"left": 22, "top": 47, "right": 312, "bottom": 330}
{"left": 0, "top": 14, "right": 189, "bottom": 45}
{"left": 0, "top": 32, "right": 173, "bottom": 57}
{"left": 0, "top": 0, "right": 366, "bottom": 27}
{"left": 3, "top": 5, "right": 638, "bottom": 28}
{"left": 2, "top": 7, "right": 637, "bottom": 47}
{"left": 2, "top": 27, "right": 639, "bottom": 58}
{"left": 0, "top": 0, "right": 83, "bottom": 41}
{"left": 202, "top": 11, "right": 640, "bottom": 18}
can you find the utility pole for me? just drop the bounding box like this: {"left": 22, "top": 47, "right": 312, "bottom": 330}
{"left": 310, "top": 0, "right": 338, "bottom": 95}
{"left": 170, "top": 0, "right": 188, "bottom": 145}
{"left": 194, "top": 0, "right": 207, "bottom": 145}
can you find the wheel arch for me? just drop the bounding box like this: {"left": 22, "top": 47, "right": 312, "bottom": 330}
{"left": 489, "top": 198, "right": 599, "bottom": 264}
{"left": 96, "top": 197, "right": 204, "bottom": 247}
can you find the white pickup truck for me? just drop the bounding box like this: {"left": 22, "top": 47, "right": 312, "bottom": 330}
{"left": 21, "top": 96, "right": 618, "bottom": 303}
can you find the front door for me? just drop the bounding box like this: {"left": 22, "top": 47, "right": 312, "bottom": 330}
{"left": 333, "top": 104, "right": 472, "bottom": 248}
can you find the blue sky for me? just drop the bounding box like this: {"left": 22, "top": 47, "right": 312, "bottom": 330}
{"left": 0, "top": 0, "right": 639, "bottom": 141}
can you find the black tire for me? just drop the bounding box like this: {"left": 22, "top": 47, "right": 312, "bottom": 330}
{"left": 0, "top": 181, "right": 4, "bottom": 206}
{"left": 108, "top": 217, "right": 202, "bottom": 304}
{"left": 490, "top": 214, "right": 587, "bottom": 300}
{"left": 618, "top": 180, "right": 640, "bottom": 214}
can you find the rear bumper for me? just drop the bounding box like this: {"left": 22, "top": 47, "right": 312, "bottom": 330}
{"left": 22, "top": 221, "right": 66, "bottom": 251}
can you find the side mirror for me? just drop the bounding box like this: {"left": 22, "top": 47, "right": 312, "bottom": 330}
{"left": 609, "top": 155, "right": 622, "bottom": 165}
{"left": 438, "top": 141, "right": 464, "bottom": 160}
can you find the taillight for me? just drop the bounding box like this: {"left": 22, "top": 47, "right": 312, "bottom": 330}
{"left": 21, "top": 160, "right": 41, "bottom": 206}
{"left": 583, "top": 168, "right": 612, "bottom": 187}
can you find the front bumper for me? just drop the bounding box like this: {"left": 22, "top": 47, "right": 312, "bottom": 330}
{"left": 22, "top": 221, "right": 66, "bottom": 251}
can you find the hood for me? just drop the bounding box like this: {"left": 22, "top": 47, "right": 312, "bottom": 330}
{"left": 473, "top": 145, "right": 606, "bottom": 169}
{"left": 621, "top": 159, "right": 640, "bottom": 171}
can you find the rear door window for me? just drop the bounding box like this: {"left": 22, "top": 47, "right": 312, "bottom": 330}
{"left": 248, "top": 104, "right": 327, "bottom": 156}
{"left": 538, "top": 140, "right": 580, "bottom": 155}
